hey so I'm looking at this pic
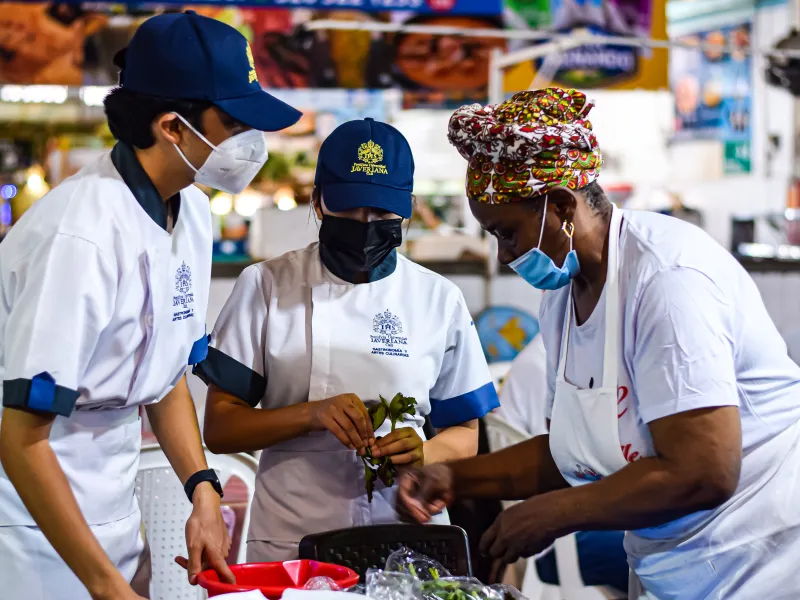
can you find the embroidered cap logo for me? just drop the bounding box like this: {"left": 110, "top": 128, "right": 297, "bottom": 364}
{"left": 352, "top": 140, "right": 388, "bottom": 176}
{"left": 246, "top": 44, "right": 258, "bottom": 84}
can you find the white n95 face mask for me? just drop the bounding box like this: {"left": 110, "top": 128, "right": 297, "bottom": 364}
{"left": 172, "top": 113, "right": 268, "bottom": 195}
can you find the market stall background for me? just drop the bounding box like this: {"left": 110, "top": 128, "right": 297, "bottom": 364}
{"left": 1, "top": 0, "right": 800, "bottom": 371}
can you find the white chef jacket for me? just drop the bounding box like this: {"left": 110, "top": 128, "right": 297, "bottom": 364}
{"left": 197, "top": 243, "right": 497, "bottom": 548}
{"left": 540, "top": 209, "right": 800, "bottom": 598}
{"left": 497, "top": 335, "right": 548, "bottom": 438}
{"left": 0, "top": 143, "right": 212, "bottom": 528}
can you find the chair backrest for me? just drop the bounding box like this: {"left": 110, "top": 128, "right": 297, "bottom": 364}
{"left": 298, "top": 524, "right": 471, "bottom": 582}
{"left": 136, "top": 445, "right": 258, "bottom": 600}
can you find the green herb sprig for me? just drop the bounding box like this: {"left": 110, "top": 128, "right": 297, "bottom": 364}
{"left": 362, "top": 393, "right": 417, "bottom": 502}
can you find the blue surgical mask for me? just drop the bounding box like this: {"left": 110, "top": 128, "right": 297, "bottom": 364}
{"left": 508, "top": 196, "right": 580, "bottom": 290}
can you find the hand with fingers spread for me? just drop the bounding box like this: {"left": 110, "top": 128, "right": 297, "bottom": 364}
{"left": 174, "top": 484, "right": 235, "bottom": 586}
{"left": 396, "top": 463, "right": 454, "bottom": 523}
{"left": 310, "top": 393, "right": 375, "bottom": 450}
{"left": 371, "top": 426, "right": 424, "bottom": 467}
{"left": 479, "top": 495, "right": 558, "bottom": 565}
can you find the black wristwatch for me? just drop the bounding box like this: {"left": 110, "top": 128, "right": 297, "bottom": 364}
{"left": 184, "top": 469, "right": 224, "bottom": 502}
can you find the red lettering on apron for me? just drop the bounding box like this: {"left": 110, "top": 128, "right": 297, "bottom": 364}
{"left": 617, "top": 385, "right": 629, "bottom": 418}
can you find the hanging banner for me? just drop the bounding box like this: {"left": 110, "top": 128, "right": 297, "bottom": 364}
{"left": 0, "top": 4, "right": 506, "bottom": 97}
{"left": 169, "top": 0, "right": 501, "bottom": 13}
{"left": 502, "top": 0, "right": 669, "bottom": 91}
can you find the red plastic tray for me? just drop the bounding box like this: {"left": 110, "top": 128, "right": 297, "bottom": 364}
{"left": 198, "top": 559, "right": 360, "bottom": 598}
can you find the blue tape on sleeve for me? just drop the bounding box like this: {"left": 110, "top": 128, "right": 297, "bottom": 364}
{"left": 27, "top": 372, "right": 57, "bottom": 412}
{"left": 188, "top": 334, "right": 210, "bottom": 365}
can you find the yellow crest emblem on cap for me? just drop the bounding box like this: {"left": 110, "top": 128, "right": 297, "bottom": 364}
{"left": 352, "top": 140, "right": 388, "bottom": 175}
{"left": 246, "top": 44, "right": 258, "bottom": 84}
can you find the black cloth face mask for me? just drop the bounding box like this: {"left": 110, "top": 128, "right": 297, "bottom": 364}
{"left": 319, "top": 215, "right": 403, "bottom": 282}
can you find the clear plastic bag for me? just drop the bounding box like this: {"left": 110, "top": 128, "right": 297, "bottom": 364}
{"left": 418, "top": 577, "right": 505, "bottom": 600}
{"left": 366, "top": 569, "right": 416, "bottom": 600}
{"left": 486, "top": 584, "right": 529, "bottom": 600}
{"left": 303, "top": 576, "right": 342, "bottom": 591}
{"left": 384, "top": 547, "right": 450, "bottom": 581}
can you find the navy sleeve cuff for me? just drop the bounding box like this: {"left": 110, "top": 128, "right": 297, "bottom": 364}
{"left": 429, "top": 382, "right": 500, "bottom": 429}
{"left": 3, "top": 373, "right": 80, "bottom": 417}
{"left": 192, "top": 347, "right": 266, "bottom": 408}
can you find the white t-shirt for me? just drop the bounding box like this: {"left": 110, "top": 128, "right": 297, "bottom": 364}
{"left": 497, "top": 335, "right": 549, "bottom": 437}
{"left": 540, "top": 209, "right": 800, "bottom": 462}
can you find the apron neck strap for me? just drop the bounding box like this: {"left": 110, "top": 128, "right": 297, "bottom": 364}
{"left": 557, "top": 205, "right": 623, "bottom": 388}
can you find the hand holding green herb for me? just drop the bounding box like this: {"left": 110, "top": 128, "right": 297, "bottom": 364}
{"left": 362, "top": 393, "right": 418, "bottom": 502}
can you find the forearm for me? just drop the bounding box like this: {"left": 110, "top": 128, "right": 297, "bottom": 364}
{"left": 546, "top": 456, "right": 731, "bottom": 536}
{"left": 204, "top": 386, "right": 314, "bottom": 454}
{"left": 423, "top": 421, "right": 478, "bottom": 464}
{"left": 0, "top": 410, "right": 127, "bottom": 598}
{"left": 450, "top": 434, "right": 568, "bottom": 500}
{"left": 146, "top": 376, "right": 207, "bottom": 484}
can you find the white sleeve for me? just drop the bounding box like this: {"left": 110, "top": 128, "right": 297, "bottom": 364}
{"left": 497, "top": 338, "right": 549, "bottom": 437}
{"left": 429, "top": 293, "right": 499, "bottom": 429}
{"left": 632, "top": 267, "right": 739, "bottom": 424}
{"left": 3, "top": 234, "right": 117, "bottom": 416}
{"left": 193, "top": 265, "right": 269, "bottom": 407}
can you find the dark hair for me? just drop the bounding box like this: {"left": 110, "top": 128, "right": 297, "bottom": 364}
{"left": 520, "top": 181, "right": 610, "bottom": 216}
{"left": 581, "top": 181, "right": 612, "bottom": 216}
{"left": 103, "top": 48, "right": 211, "bottom": 149}
{"left": 104, "top": 87, "right": 211, "bottom": 150}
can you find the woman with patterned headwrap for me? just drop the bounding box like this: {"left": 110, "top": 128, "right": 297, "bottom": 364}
{"left": 398, "top": 88, "right": 800, "bottom": 599}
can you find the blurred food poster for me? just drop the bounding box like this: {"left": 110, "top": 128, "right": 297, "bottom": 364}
{"left": 0, "top": 4, "right": 109, "bottom": 85}
{"left": 670, "top": 21, "right": 752, "bottom": 173}
{"left": 502, "top": 0, "right": 669, "bottom": 91}
{"left": 0, "top": 3, "right": 507, "bottom": 99}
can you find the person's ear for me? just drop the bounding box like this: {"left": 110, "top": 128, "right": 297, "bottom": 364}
{"left": 154, "top": 113, "right": 184, "bottom": 146}
{"left": 548, "top": 188, "right": 578, "bottom": 228}
{"left": 312, "top": 188, "right": 324, "bottom": 221}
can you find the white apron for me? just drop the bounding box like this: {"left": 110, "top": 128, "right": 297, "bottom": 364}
{"left": 0, "top": 407, "right": 146, "bottom": 600}
{"left": 247, "top": 271, "right": 448, "bottom": 562}
{"left": 549, "top": 206, "right": 800, "bottom": 599}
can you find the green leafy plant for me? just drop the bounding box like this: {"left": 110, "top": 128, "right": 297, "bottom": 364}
{"left": 362, "top": 393, "right": 417, "bottom": 502}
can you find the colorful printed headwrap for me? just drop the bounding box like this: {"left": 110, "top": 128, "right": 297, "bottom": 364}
{"left": 447, "top": 87, "right": 603, "bottom": 204}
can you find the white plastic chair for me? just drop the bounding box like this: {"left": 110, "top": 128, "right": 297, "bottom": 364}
{"left": 136, "top": 445, "right": 259, "bottom": 600}
{"left": 483, "top": 414, "right": 620, "bottom": 600}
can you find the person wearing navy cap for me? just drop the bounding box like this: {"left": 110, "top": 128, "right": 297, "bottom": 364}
{"left": 195, "top": 119, "right": 500, "bottom": 561}
{"left": 0, "top": 10, "right": 301, "bottom": 600}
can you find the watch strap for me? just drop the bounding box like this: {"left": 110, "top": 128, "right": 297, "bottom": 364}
{"left": 184, "top": 468, "right": 223, "bottom": 502}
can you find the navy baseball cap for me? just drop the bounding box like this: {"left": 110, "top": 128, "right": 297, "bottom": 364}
{"left": 315, "top": 118, "right": 414, "bottom": 219}
{"left": 120, "top": 11, "right": 301, "bottom": 132}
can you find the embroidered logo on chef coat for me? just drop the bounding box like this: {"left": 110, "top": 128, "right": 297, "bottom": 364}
{"left": 371, "top": 310, "right": 408, "bottom": 358}
{"left": 172, "top": 262, "right": 195, "bottom": 322}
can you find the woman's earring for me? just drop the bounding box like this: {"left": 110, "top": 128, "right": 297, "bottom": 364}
{"left": 561, "top": 220, "right": 575, "bottom": 238}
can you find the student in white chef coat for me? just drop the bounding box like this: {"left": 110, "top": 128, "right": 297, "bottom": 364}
{"left": 398, "top": 88, "right": 800, "bottom": 600}
{"left": 0, "top": 12, "right": 301, "bottom": 600}
{"left": 197, "top": 118, "right": 499, "bottom": 562}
